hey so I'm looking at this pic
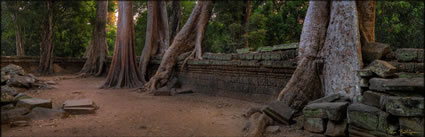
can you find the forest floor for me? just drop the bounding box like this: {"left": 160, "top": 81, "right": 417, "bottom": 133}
{"left": 1, "top": 75, "right": 314, "bottom": 137}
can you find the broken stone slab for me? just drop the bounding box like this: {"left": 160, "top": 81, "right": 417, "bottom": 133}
{"left": 369, "top": 78, "right": 424, "bottom": 93}
{"left": 7, "top": 75, "right": 36, "bottom": 88}
{"left": 399, "top": 117, "right": 424, "bottom": 137}
{"left": 362, "top": 42, "right": 390, "bottom": 63}
{"left": 367, "top": 60, "right": 397, "bottom": 78}
{"left": 1, "top": 107, "right": 30, "bottom": 124}
{"left": 16, "top": 98, "right": 52, "bottom": 110}
{"left": 361, "top": 91, "right": 389, "bottom": 110}
{"left": 26, "top": 107, "right": 67, "bottom": 120}
{"left": 304, "top": 118, "right": 326, "bottom": 133}
{"left": 395, "top": 48, "right": 424, "bottom": 62}
{"left": 262, "top": 101, "right": 295, "bottom": 125}
{"left": 1, "top": 64, "right": 26, "bottom": 76}
{"left": 63, "top": 99, "right": 97, "bottom": 114}
{"left": 303, "top": 102, "right": 349, "bottom": 121}
{"left": 325, "top": 120, "right": 347, "bottom": 137}
{"left": 385, "top": 96, "right": 424, "bottom": 117}
{"left": 265, "top": 125, "right": 280, "bottom": 134}
{"left": 348, "top": 103, "right": 395, "bottom": 133}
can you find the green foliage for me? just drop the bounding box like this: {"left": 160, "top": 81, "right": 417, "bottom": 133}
{"left": 376, "top": 1, "right": 424, "bottom": 49}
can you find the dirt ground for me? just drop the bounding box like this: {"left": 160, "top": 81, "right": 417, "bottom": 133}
{"left": 1, "top": 75, "right": 314, "bottom": 137}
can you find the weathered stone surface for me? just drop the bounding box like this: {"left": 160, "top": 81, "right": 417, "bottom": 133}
{"left": 369, "top": 78, "right": 424, "bottom": 93}
{"left": 16, "top": 98, "right": 52, "bottom": 109}
{"left": 13, "top": 93, "right": 32, "bottom": 101}
{"left": 1, "top": 92, "right": 14, "bottom": 103}
{"left": 399, "top": 117, "right": 424, "bottom": 137}
{"left": 361, "top": 91, "right": 388, "bottom": 109}
{"left": 257, "top": 46, "right": 274, "bottom": 52}
{"left": 304, "top": 118, "right": 326, "bottom": 133}
{"left": 203, "top": 53, "right": 232, "bottom": 61}
{"left": 1, "top": 85, "right": 18, "bottom": 96}
{"left": 236, "top": 48, "right": 251, "bottom": 54}
{"left": 293, "top": 115, "right": 304, "bottom": 129}
{"left": 396, "top": 72, "right": 424, "bottom": 78}
{"left": 7, "top": 75, "right": 35, "bottom": 88}
{"left": 10, "top": 120, "right": 29, "bottom": 127}
{"left": 390, "top": 61, "right": 424, "bottom": 73}
{"left": 63, "top": 99, "right": 97, "bottom": 114}
{"left": 357, "top": 69, "right": 374, "bottom": 77}
{"left": 395, "top": 48, "right": 424, "bottom": 62}
{"left": 262, "top": 101, "right": 295, "bottom": 125}
{"left": 325, "top": 120, "right": 347, "bottom": 137}
{"left": 303, "top": 102, "right": 349, "bottom": 121}
{"left": 26, "top": 107, "right": 66, "bottom": 120}
{"left": 1, "top": 107, "right": 30, "bottom": 123}
{"left": 1, "top": 64, "right": 25, "bottom": 76}
{"left": 362, "top": 42, "right": 390, "bottom": 63}
{"left": 360, "top": 78, "right": 368, "bottom": 87}
{"left": 348, "top": 125, "right": 387, "bottom": 137}
{"left": 265, "top": 125, "right": 280, "bottom": 133}
{"left": 261, "top": 61, "right": 296, "bottom": 68}
{"left": 377, "top": 112, "right": 398, "bottom": 135}
{"left": 367, "top": 60, "right": 396, "bottom": 78}
{"left": 347, "top": 103, "right": 381, "bottom": 131}
{"left": 385, "top": 96, "right": 424, "bottom": 116}
{"left": 271, "top": 43, "right": 298, "bottom": 51}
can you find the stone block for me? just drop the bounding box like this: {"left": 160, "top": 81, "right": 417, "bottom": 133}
{"left": 357, "top": 68, "right": 374, "bottom": 77}
{"left": 304, "top": 118, "right": 326, "bottom": 133}
{"left": 270, "top": 53, "right": 282, "bottom": 60}
{"left": 347, "top": 103, "right": 381, "bottom": 131}
{"left": 369, "top": 78, "right": 424, "bottom": 93}
{"left": 385, "top": 96, "right": 424, "bottom": 116}
{"left": 348, "top": 125, "right": 387, "bottom": 137}
{"left": 236, "top": 48, "right": 251, "bottom": 54}
{"left": 254, "top": 53, "right": 262, "bottom": 60}
{"left": 262, "top": 101, "right": 295, "bottom": 125}
{"left": 325, "top": 120, "right": 347, "bottom": 137}
{"left": 16, "top": 98, "right": 52, "bottom": 109}
{"left": 396, "top": 72, "right": 424, "bottom": 78}
{"left": 399, "top": 117, "right": 424, "bottom": 137}
{"left": 257, "top": 46, "right": 274, "bottom": 52}
{"left": 367, "top": 60, "right": 396, "bottom": 78}
{"left": 26, "top": 107, "right": 66, "bottom": 120}
{"left": 360, "top": 78, "right": 369, "bottom": 87}
{"left": 361, "top": 91, "right": 388, "bottom": 109}
{"left": 63, "top": 99, "right": 97, "bottom": 114}
{"left": 303, "top": 102, "right": 349, "bottom": 121}
{"left": 271, "top": 43, "right": 298, "bottom": 51}
{"left": 362, "top": 42, "right": 390, "bottom": 63}
{"left": 1, "top": 107, "right": 30, "bottom": 124}
{"left": 395, "top": 48, "right": 424, "bottom": 62}
{"left": 390, "top": 62, "right": 424, "bottom": 73}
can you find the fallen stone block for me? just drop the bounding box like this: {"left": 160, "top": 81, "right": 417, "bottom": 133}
{"left": 390, "top": 61, "right": 424, "bottom": 73}
{"left": 7, "top": 75, "right": 35, "bottom": 88}
{"left": 385, "top": 96, "right": 424, "bottom": 117}
{"left": 1, "top": 64, "right": 26, "bottom": 76}
{"left": 369, "top": 78, "right": 424, "bottom": 93}
{"left": 348, "top": 125, "right": 387, "bottom": 137}
{"left": 399, "top": 117, "right": 424, "bottom": 137}
{"left": 396, "top": 72, "right": 424, "bottom": 78}
{"left": 325, "top": 120, "right": 347, "bottom": 137}
{"left": 362, "top": 42, "right": 390, "bottom": 63}
{"left": 304, "top": 118, "right": 326, "bottom": 133}
{"left": 63, "top": 99, "right": 97, "bottom": 114}
{"left": 1, "top": 107, "right": 30, "bottom": 124}
{"left": 367, "top": 60, "right": 396, "bottom": 78}
{"left": 1, "top": 85, "right": 18, "bottom": 96}
{"left": 13, "top": 93, "right": 32, "bottom": 101}
{"left": 395, "top": 48, "right": 424, "bottom": 62}
{"left": 347, "top": 103, "right": 382, "bottom": 131}
{"left": 16, "top": 98, "right": 52, "bottom": 109}
{"left": 361, "top": 90, "right": 389, "bottom": 109}
{"left": 26, "top": 107, "right": 67, "bottom": 120}
{"left": 303, "top": 102, "right": 349, "bottom": 121}
{"left": 262, "top": 101, "right": 294, "bottom": 125}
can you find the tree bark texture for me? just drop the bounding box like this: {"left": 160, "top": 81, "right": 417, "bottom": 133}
{"left": 102, "top": 1, "right": 144, "bottom": 88}
{"left": 278, "top": 1, "right": 365, "bottom": 109}
{"left": 6, "top": 1, "right": 25, "bottom": 56}
{"left": 356, "top": 1, "right": 376, "bottom": 43}
{"left": 80, "top": 0, "right": 109, "bottom": 77}
{"left": 139, "top": 1, "right": 169, "bottom": 82}
{"left": 169, "top": 0, "right": 181, "bottom": 44}
{"left": 243, "top": 0, "right": 252, "bottom": 48}
{"left": 38, "top": 0, "right": 54, "bottom": 75}
{"left": 144, "top": 1, "right": 213, "bottom": 92}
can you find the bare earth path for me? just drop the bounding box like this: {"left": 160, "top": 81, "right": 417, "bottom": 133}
{"left": 1, "top": 76, "right": 312, "bottom": 137}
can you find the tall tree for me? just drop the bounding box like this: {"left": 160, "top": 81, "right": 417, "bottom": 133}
{"left": 139, "top": 1, "right": 169, "bottom": 82}
{"left": 144, "top": 1, "right": 214, "bottom": 92}
{"left": 39, "top": 0, "right": 54, "bottom": 75}
{"left": 357, "top": 1, "right": 376, "bottom": 43}
{"left": 79, "top": 1, "right": 109, "bottom": 77}
{"left": 6, "top": 1, "right": 24, "bottom": 56}
{"left": 169, "top": 0, "right": 181, "bottom": 44}
{"left": 242, "top": 0, "right": 252, "bottom": 48}
{"left": 102, "top": 1, "right": 144, "bottom": 88}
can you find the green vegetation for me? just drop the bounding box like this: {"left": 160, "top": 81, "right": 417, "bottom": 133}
{"left": 1, "top": 1, "right": 423, "bottom": 56}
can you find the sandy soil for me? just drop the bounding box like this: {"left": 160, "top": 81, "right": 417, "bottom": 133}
{"left": 1, "top": 76, "right": 314, "bottom": 137}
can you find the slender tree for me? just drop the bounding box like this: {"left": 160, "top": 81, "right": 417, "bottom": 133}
{"left": 39, "top": 0, "right": 54, "bottom": 75}
{"left": 169, "top": 0, "right": 181, "bottom": 43}
{"left": 139, "top": 1, "right": 169, "bottom": 82}
{"left": 6, "top": 0, "right": 24, "bottom": 56}
{"left": 80, "top": 1, "right": 109, "bottom": 77}
{"left": 242, "top": 0, "right": 252, "bottom": 48}
{"left": 144, "top": 1, "right": 214, "bottom": 92}
{"left": 102, "top": 1, "right": 144, "bottom": 88}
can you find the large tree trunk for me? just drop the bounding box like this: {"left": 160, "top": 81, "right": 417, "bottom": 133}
{"left": 139, "top": 1, "right": 169, "bottom": 82}
{"left": 102, "top": 1, "right": 144, "bottom": 88}
{"left": 80, "top": 1, "right": 109, "bottom": 77}
{"left": 144, "top": 1, "right": 213, "bottom": 92}
{"left": 277, "top": 1, "right": 329, "bottom": 110}
{"left": 357, "top": 1, "right": 376, "bottom": 43}
{"left": 242, "top": 0, "right": 252, "bottom": 48}
{"left": 6, "top": 1, "right": 25, "bottom": 56}
{"left": 279, "top": 1, "right": 364, "bottom": 109}
{"left": 169, "top": 0, "right": 181, "bottom": 44}
{"left": 38, "top": 0, "right": 54, "bottom": 75}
